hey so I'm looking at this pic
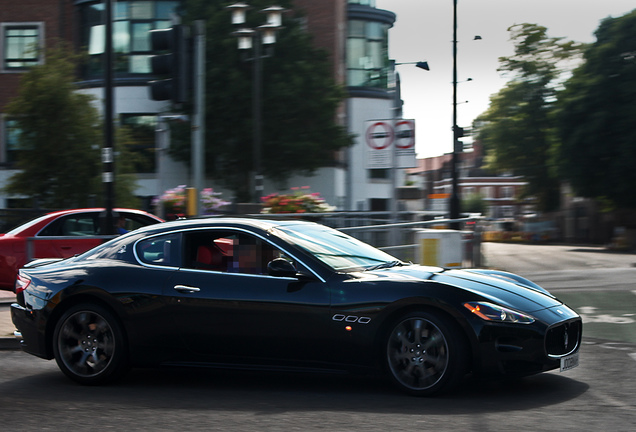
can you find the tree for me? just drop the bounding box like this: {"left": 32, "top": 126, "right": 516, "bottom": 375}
{"left": 476, "top": 24, "right": 584, "bottom": 212}
{"left": 5, "top": 43, "right": 140, "bottom": 209}
{"left": 176, "top": 0, "right": 353, "bottom": 202}
{"left": 5, "top": 43, "right": 101, "bottom": 208}
{"left": 554, "top": 10, "right": 636, "bottom": 210}
{"left": 462, "top": 193, "right": 487, "bottom": 215}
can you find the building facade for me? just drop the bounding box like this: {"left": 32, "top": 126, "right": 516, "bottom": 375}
{"left": 0, "top": 0, "right": 403, "bottom": 212}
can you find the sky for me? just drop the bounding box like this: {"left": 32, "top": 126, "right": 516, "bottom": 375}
{"left": 375, "top": 0, "right": 636, "bottom": 158}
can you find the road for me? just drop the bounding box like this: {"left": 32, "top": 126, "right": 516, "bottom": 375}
{"left": 0, "top": 340, "right": 635, "bottom": 431}
{"left": 0, "top": 242, "right": 634, "bottom": 430}
{"left": 483, "top": 242, "right": 636, "bottom": 344}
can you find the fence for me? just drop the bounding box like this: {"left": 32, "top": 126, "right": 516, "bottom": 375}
{"left": 13, "top": 209, "right": 483, "bottom": 269}
{"left": 252, "top": 211, "right": 483, "bottom": 268}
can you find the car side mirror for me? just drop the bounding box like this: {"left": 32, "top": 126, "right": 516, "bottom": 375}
{"left": 267, "top": 258, "right": 298, "bottom": 278}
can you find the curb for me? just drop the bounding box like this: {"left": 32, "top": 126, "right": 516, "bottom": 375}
{"left": 0, "top": 300, "right": 19, "bottom": 350}
{"left": 0, "top": 337, "right": 19, "bottom": 350}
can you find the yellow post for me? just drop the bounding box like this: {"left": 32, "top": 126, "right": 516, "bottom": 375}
{"left": 420, "top": 238, "right": 439, "bottom": 266}
{"left": 186, "top": 187, "right": 198, "bottom": 217}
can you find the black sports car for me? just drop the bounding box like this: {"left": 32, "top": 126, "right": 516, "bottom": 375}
{"left": 11, "top": 218, "right": 581, "bottom": 395}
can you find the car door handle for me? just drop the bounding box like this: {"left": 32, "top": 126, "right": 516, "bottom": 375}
{"left": 174, "top": 285, "right": 201, "bottom": 293}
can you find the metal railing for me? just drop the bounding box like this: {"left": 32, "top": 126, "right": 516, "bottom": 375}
{"left": 251, "top": 211, "right": 483, "bottom": 268}
{"left": 22, "top": 212, "right": 483, "bottom": 268}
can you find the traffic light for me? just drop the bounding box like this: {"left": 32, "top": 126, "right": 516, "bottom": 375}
{"left": 148, "top": 25, "right": 189, "bottom": 103}
{"left": 453, "top": 125, "right": 465, "bottom": 153}
{"left": 453, "top": 125, "right": 464, "bottom": 139}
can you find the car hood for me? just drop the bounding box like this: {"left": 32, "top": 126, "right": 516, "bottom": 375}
{"left": 359, "top": 265, "right": 562, "bottom": 313}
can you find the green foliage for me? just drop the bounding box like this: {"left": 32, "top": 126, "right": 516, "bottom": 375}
{"left": 5, "top": 42, "right": 141, "bottom": 209}
{"left": 4, "top": 43, "right": 101, "bottom": 208}
{"left": 477, "top": 24, "right": 583, "bottom": 212}
{"left": 177, "top": 0, "right": 354, "bottom": 202}
{"left": 461, "top": 193, "right": 487, "bottom": 215}
{"left": 554, "top": 10, "right": 636, "bottom": 209}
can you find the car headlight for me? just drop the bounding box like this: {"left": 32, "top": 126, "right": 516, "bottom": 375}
{"left": 464, "top": 301, "right": 535, "bottom": 324}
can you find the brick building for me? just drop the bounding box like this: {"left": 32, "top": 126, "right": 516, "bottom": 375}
{"left": 1, "top": 0, "right": 405, "bottom": 211}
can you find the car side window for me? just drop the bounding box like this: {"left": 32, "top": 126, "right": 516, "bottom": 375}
{"left": 136, "top": 233, "right": 181, "bottom": 267}
{"left": 183, "top": 230, "right": 285, "bottom": 275}
{"left": 115, "top": 213, "right": 161, "bottom": 234}
{"left": 39, "top": 214, "right": 98, "bottom": 237}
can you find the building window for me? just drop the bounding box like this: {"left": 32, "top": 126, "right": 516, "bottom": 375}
{"left": 348, "top": 0, "right": 377, "bottom": 6}
{"left": 1, "top": 117, "right": 22, "bottom": 165}
{"left": 501, "top": 205, "right": 515, "bottom": 218}
{"left": 347, "top": 19, "right": 390, "bottom": 88}
{"left": 480, "top": 186, "right": 492, "bottom": 199}
{"left": 120, "top": 114, "right": 157, "bottom": 173}
{"left": 369, "top": 169, "right": 389, "bottom": 180}
{"left": 1, "top": 23, "right": 44, "bottom": 72}
{"left": 500, "top": 186, "right": 515, "bottom": 199}
{"left": 79, "top": 0, "right": 179, "bottom": 78}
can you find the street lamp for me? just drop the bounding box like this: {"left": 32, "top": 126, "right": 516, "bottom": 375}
{"left": 227, "top": 3, "right": 284, "bottom": 203}
{"left": 451, "top": 0, "right": 481, "bottom": 227}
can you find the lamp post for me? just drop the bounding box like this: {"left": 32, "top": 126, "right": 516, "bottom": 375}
{"left": 451, "top": 0, "right": 480, "bottom": 228}
{"left": 450, "top": 0, "right": 460, "bottom": 227}
{"left": 392, "top": 60, "right": 429, "bottom": 229}
{"left": 228, "top": 3, "right": 284, "bottom": 203}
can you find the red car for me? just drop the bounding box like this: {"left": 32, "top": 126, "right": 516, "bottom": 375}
{"left": 0, "top": 208, "right": 163, "bottom": 291}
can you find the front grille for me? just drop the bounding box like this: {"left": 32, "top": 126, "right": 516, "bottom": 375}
{"left": 545, "top": 319, "right": 582, "bottom": 357}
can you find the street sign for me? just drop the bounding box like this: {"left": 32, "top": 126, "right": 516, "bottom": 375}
{"left": 365, "top": 121, "right": 393, "bottom": 169}
{"left": 365, "top": 119, "right": 417, "bottom": 169}
{"left": 394, "top": 119, "right": 416, "bottom": 168}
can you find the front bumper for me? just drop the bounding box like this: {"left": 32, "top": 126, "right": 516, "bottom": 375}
{"left": 473, "top": 305, "right": 582, "bottom": 377}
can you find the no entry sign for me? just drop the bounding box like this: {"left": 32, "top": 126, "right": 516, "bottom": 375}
{"left": 365, "top": 119, "right": 417, "bottom": 169}
{"left": 366, "top": 121, "right": 394, "bottom": 150}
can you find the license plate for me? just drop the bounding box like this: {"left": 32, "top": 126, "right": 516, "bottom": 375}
{"left": 560, "top": 351, "right": 579, "bottom": 372}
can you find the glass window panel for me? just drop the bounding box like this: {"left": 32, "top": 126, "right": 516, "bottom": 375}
{"left": 367, "top": 40, "right": 383, "bottom": 67}
{"left": 156, "top": 1, "right": 179, "bottom": 19}
{"left": 154, "top": 20, "right": 171, "bottom": 30}
{"left": 4, "top": 119, "right": 21, "bottom": 164}
{"left": 129, "top": 54, "right": 150, "bottom": 73}
{"left": 366, "top": 22, "right": 383, "bottom": 40}
{"left": 115, "top": 1, "right": 129, "bottom": 20}
{"left": 131, "top": 1, "right": 153, "bottom": 19}
{"left": 121, "top": 114, "right": 157, "bottom": 172}
{"left": 88, "top": 25, "right": 105, "bottom": 55}
{"left": 131, "top": 22, "right": 152, "bottom": 51}
{"left": 113, "top": 21, "right": 130, "bottom": 53}
{"left": 348, "top": 20, "right": 365, "bottom": 37}
{"left": 4, "top": 26, "right": 40, "bottom": 69}
{"left": 346, "top": 38, "right": 365, "bottom": 65}
{"left": 347, "top": 69, "right": 367, "bottom": 87}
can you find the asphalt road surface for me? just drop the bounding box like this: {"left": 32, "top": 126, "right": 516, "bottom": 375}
{"left": 0, "top": 340, "right": 634, "bottom": 431}
{"left": 0, "top": 242, "right": 634, "bottom": 430}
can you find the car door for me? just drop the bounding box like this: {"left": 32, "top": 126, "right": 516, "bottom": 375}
{"left": 163, "top": 228, "right": 332, "bottom": 363}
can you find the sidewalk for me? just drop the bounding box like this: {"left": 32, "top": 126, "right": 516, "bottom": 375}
{"left": 0, "top": 289, "right": 18, "bottom": 350}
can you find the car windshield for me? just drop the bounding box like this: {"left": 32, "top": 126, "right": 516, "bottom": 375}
{"left": 273, "top": 223, "right": 401, "bottom": 272}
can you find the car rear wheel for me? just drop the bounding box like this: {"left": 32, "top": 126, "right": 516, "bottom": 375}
{"left": 385, "top": 311, "right": 467, "bottom": 396}
{"left": 53, "top": 303, "right": 128, "bottom": 385}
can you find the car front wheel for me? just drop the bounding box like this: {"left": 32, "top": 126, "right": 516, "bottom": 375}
{"left": 385, "top": 311, "right": 467, "bottom": 396}
{"left": 53, "top": 303, "right": 129, "bottom": 385}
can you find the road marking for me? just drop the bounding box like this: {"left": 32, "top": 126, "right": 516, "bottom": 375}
{"left": 578, "top": 306, "right": 635, "bottom": 324}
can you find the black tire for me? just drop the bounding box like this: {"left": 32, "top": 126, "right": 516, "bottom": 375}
{"left": 52, "top": 303, "right": 129, "bottom": 385}
{"left": 385, "top": 310, "right": 467, "bottom": 396}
